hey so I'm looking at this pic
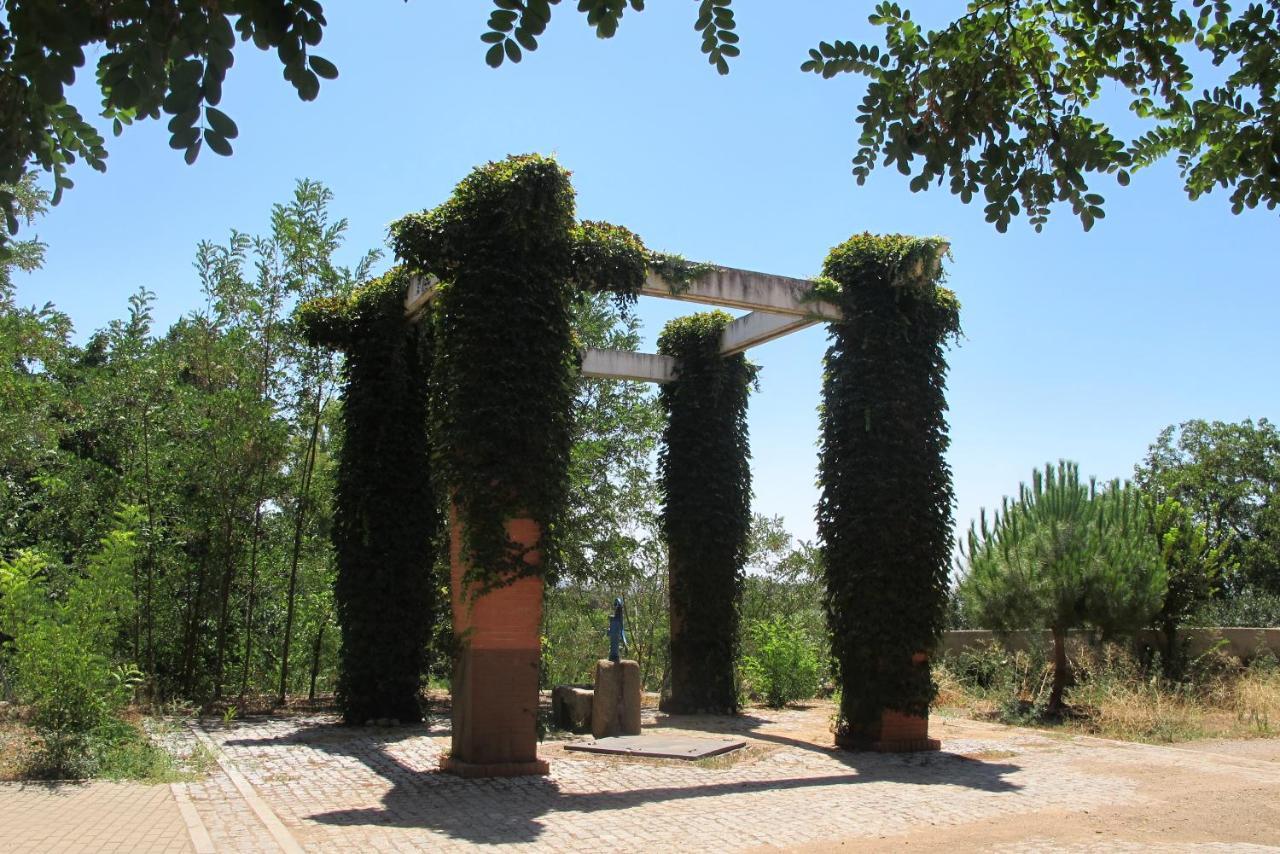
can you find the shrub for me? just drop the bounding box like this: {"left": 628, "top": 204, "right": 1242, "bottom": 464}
{"left": 1190, "top": 587, "right": 1280, "bottom": 628}
{"left": 741, "top": 617, "right": 822, "bottom": 708}
{"left": 0, "top": 508, "right": 141, "bottom": 777}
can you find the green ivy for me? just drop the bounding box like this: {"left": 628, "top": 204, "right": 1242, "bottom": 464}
{"left": 392, "top": 155, "right": 579, "bottom": 593}
{"left": 295, "top": 267, "right": 440, "bottom": 725}
{"left": 389, "top": 155, "right": 697, "bottom": 595}
{"left": 657, "top": 310, "right": 756, "bottom": 714}
{"left": 568, "top": 220, "right": 648, "bottom": 311}
{"left": 815, "top": 234, "right": 959, "bottom": 746}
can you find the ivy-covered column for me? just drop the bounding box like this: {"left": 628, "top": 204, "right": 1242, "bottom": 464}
{"left": 295, "top": 269, "right": 440, "bottom": 726}
{"left": 657, "top": 312, "right": 755, "bottom": 715}
{"left": 392, "top": 155, "right": 577, "bottom": 777}
{"left": 816, "top": 234, "right": 959, "bottom": 751}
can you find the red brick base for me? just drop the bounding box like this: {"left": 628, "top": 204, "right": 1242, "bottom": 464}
{"left": 438, "top": 756, "right": 551, "bottom": 778}
{"left": 835, "top": 710, "right": 942, "bottom": 753}
{"left": 443, "top": 511, "right": 548, "bottom": 778}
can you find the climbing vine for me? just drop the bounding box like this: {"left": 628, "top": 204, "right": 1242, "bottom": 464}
{"left": 389, "top": 154, "right": 709, "bottom": 595}
{"left": 295, "top": 267, "right": 440, "bottom": 725}
{"left": 814, "top": 234, "right": 960, "bottom": 746}
{"left": 657, "top": 310, "right": 756, "bottom": 714}
{"left": 392, "top": 155, "right": 579, "bottom": 593}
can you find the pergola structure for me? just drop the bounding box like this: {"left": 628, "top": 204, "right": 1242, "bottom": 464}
{"left": 405, "top": 264, "right": 841, "bottom": 380}
{"left": 401, "top": 262, "right": 843, "bottom": 777}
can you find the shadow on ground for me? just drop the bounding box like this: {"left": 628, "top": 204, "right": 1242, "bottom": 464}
{"left": 220, "top": 706, "right": 1022, "bottom": 845}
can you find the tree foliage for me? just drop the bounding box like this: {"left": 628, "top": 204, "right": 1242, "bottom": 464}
{"left": 0, "top": 0, "right": 340, "bottom": 238}
{"left": 816, "top": 234, "right": 958, "bottom": 744}
{"left": 1136, "top": 418, "right": 1280, "bottom": 596}
{"left": 959, "top": 461, "right": 1165, "bottom": 712}
{"left": 1150, "top": 496, "right": 1229, "bottom": 673}
{"left": 804, "top": 1, "right": 1280, "bottom": 230}
{"left": 657, "top": 310, "right": 755, "bottom": 715}
{"left": 0, "top": 178, "right": 362, "bottom": 712}
{"left": 479, "top": 1, "right": 1280, "bottom": 230}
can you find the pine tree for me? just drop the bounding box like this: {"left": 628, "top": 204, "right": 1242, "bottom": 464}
{"left": 959, "top": 461, "right": 1165, "bottom": 714}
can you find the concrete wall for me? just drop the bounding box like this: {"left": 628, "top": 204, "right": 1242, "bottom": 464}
{"left": 941, "top": 628, "right": 1280, "bottom": 661}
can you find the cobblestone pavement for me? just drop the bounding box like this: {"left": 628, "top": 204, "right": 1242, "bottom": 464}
{"left": 164, "top": 703, "right": 1280, "bottom": 853}
{"left": 0, "top": 780, "right": 195, "bottom": 853}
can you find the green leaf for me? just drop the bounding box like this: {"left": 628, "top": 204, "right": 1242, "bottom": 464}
{"left": 309, "top": 56, "right": 339, "bottom": 81}
{"left": 203, "top": 129, "right": 233, "bottom": 157}
{"left": 169, "top": 127, "right": 200, "bottom": 150}
{"left": 486, "top": 43, "right": 505, "bottom": 67}
{"left": 515, "top": 28, "right": 538, "bottom": 51}
{"left": 205, "top": 107, "right": 238, "bottom": 140}
{"left": 296, "top": 69, "right": 321, "bottom": 101}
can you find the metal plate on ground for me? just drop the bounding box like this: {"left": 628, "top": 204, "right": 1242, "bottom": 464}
{"left": 565, "top": 735, "right": 746, "bottom": 760}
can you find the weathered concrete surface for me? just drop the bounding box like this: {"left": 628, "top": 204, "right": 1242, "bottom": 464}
{"left": 640, "top": 267, "right": 840, "bottom": 320}
{"left": 579, "top": 348, "right": 676, "bottom": 383}
{"left": 566, "top": 734, "right": 746, "bottom": 760}
{"left": 719, "top": 311, "right": 819, "bottom": 355}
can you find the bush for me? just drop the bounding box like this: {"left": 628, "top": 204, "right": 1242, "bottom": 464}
{"left": 0, "top": 508, "right": 141, "bottom": 777}
{"left": 1190, "top": 587, "right": 1280, "bottom": 628}
{"left": 741, "top": 617, "right": 822, "bottom": 708}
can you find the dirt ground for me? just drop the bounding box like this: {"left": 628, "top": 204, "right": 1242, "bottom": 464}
{"left": 785, "top": 712, "right": 1280, "bottom": 852}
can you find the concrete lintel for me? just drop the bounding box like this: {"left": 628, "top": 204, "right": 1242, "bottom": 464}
{"left": 642, "top": 266, "right": 840, "bottom": 321}
{"left": 720, "top": 311, "right": 819, "bottom": 355}
{"left": 404, "top": 274, "right": 437, "bottom": 318}
{"left": 580, "top": 348, "right": 676, "bottom": 384}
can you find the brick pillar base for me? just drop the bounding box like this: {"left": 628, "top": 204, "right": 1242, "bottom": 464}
{"left": 441, "top": 512, "right": 549, "bottom": 778}
{"left": 835, "top": 710, "right": 942, "bottom": 753}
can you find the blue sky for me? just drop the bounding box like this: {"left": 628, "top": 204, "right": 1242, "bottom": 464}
{"left": 13, "top": 2, "right": 1278, "bottom": 551}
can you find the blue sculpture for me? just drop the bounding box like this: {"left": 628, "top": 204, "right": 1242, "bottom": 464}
{"left": 607, "top": 597, "right": 627, "bottom": 663}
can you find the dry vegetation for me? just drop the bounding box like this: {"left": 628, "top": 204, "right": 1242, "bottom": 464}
{"left": 935, "top": 641, "right": 1280, "bottom": 743}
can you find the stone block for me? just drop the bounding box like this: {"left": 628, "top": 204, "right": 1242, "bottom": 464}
{"left": 552, "top": 685, "right": 594, "bottom": 733}
{"left": 592, "top": 659, "right": 641, "bottom": 739}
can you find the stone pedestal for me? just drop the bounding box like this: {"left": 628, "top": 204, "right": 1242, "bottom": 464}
{"left": 551, "top": 685, "right": 594, "bottom": 733}
{"left": 441, "top": 513, "right": 549, "bottom": 778}
{"left": 592, "top": 659, "right": 641, "bottom": 739}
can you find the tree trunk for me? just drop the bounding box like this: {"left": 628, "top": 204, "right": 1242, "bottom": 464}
{"left": 1160, "top": 617, "right": 1181, "bottom": 679}
{"left": 141, "top": 405, "right": 157, "bottom": 701}
{"left": 212, "top": 510, "right": 239, "bottom": 700}
{"left": 1048, "top": 625, "right": 1070, "bottom": 715}
{"left": 278, "top": 388, "right": 324, "bottom": 704}
{"left": 308, "top": 621, "right": 326, "bottom": 703}
{"left": 181, "top": 541, "right": 212, "bottom": 699}
{"left": 239, "top": 490, "right": 267, "bottom": 701}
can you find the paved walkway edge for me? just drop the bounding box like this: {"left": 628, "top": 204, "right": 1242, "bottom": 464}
{"left": 171, "top": 782, "right": 216, "bottom": 854}
{"left": 189, "top": 722, "right": 305, "bottom": 854}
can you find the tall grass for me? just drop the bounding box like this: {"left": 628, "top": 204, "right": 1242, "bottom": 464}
{"left": 936, "top": 640, "right": 1280, "bottom": 743}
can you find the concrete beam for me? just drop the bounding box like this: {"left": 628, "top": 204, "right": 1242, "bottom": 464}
{"left": 720, "top": 311, "right": 820, "bottom": 355}
{"left": 404, "top": 274, "right": 437, "bottom": 318}
{"left": 642, "top": 266, "right": 840, "bottom": 321}
{"left": 580, "top": 348, "right": 676, "bottom": 384}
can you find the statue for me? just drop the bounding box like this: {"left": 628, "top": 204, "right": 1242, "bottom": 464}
{"left": 607, "top": 597, "right": 627, "bottom": 663}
